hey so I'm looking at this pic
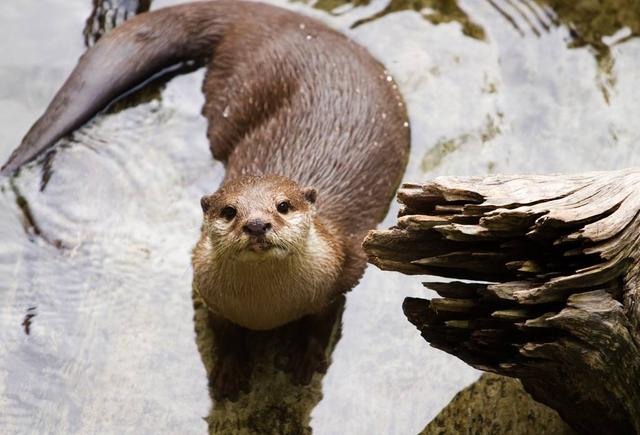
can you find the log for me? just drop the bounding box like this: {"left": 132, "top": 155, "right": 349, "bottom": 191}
{"left": 364, "top": 170, "right": 640, "bottom": 434}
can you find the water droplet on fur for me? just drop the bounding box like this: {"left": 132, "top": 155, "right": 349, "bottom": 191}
{"left": 403, "top": 121, "right": 409, "bottom": 127}
{"left": 382, "top": 113, "right": 387, "bottom": 119}
{"left": 386, "top": 76, "right": 393, "bottom": 82}
{"left": 299, "top": 23, "right": 306, "bottom": 30}
{"left": 222, "top": 105, "right": 230, "bottom": 118}
{"left": 306, "top": 34, "right": 313, "bottom": 40}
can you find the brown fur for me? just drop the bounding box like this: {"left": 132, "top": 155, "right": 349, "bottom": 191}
{"left": 2, "top": 0, "right": 410, "bottom": 390}
{"left": 194, "top": 2, "right": 410, "bottom": 308}
{"left": 192, "top": 175, "right": 345, "bottom": 330}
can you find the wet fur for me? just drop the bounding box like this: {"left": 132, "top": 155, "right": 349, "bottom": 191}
{"left": 3, "top": 2, "right": 410, "bottom": 328}
{"left": 193, "top": 176, "right": 344, "bottom": 330}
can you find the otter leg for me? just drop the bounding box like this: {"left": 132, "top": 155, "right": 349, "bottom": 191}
{"left": 286, "top": 298, "right": 343, "bottom": 385}
{"left": 207, "top": 314, "right": 251, "bottom": 402}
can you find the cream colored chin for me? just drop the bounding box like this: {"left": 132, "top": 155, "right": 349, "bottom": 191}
{"left": 236, "top": 246, "right": 289, "bottom": 262}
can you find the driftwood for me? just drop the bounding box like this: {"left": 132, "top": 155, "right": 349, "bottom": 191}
{"left": 364, "top": 169, "right": 640, "bottom": 434}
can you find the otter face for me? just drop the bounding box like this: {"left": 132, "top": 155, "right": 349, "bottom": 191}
{"left": 200, "top": 175, "right": 317, "bottom": 262}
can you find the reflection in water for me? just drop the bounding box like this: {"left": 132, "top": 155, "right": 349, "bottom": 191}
{"left": 308, "top": 0, "right": 640, "bottom": 48}
{"left": 194, "top": 292, "right": 345, "bottom": 433}
{"left": 486, "top": 0, "right": 640, "bottom": 102}
{"left": 485, "top": 0, "right": 554, "bottom": 37}
{"left": 307, "top": 0, "right": 640, "bottom": 101}
{"left": 22, "top": 306, "right": 37, "bottom": 335}
{"left": 9, "top": 177, "right": 65, "bottom": 248}
{"left": 305, "top": 0, "right": 486, "bottom": 38}
{"left": 535, "top": 0, "right": 640, "bottom": 47}
{"left": 84, "top": 0, "right": 152, "bottom": 45}
{"left": 351, "top": 0, "right": 486, "bottom": 38}
{"left": 9, "top": 178, "right": 46, "bottom": 242}
{"left": 421, "top": 112, "right": 503, "bottom": 172}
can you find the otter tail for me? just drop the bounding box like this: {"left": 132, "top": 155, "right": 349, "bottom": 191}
{"left": 1, "top": 2, "right": 238, "bottom": 175}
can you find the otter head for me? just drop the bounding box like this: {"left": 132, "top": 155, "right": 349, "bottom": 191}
{"left": 200, "top": 175, "right": 317, "bottom": 262}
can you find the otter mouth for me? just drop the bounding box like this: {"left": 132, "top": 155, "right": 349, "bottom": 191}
{"left": 238, "top": 237, "right": 288, "bottom": 260}
{"left": 246, "top": 240, "right": 274, "bottom": 253}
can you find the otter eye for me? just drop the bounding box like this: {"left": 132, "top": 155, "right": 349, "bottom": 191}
{"left": 277, "top": 201, "right": 291, "bottom": 214}
{"left": 220, "top": 206, "right": 237, "bottom": 221}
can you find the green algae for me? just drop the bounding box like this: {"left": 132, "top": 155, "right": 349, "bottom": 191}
{"left": 297, "top": 0, "right": 486, "bottom": 39}
{"left": 421, "top": 113, "right": 503, "bottom": 172}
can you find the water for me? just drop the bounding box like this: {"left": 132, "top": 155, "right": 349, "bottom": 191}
{"left": 1, "top": 0, "right": 639, "bottom": 433}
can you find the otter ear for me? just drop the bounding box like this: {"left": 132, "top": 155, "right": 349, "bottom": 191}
{"left": 200, "top": 195, "right": 213, "bottom": 213}
{"left": 303, "top": 187, "right": 317, "bottom": 205}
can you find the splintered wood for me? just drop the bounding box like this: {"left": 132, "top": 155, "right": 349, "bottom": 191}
{"left": 363, "top": 169, "right": 640, "bottom": 434}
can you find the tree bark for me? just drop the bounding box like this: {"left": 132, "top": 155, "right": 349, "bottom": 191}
{"left": 364, "top": 169, "right": 640, "bottom": 434}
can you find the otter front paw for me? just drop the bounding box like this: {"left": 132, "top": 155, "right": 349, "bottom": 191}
{"left": 209, "top": 353, "right": 251, "bottom": 402}
{"left": 286, "top": 337, "right": 328, "bottom": 385}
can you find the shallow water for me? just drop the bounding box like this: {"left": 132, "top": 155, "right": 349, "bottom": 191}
{"left": 1, "top": 0, "right": 639, "bottom": 433}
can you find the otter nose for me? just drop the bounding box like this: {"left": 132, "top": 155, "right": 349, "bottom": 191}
{"left": 243, "top": 219, "right": 272, "bottom": 237}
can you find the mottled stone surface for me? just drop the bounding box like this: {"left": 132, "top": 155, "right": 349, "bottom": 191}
{"left": 422, "top": 374, "right": 574, "bottom": 435}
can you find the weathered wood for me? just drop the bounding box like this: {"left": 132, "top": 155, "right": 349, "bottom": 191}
{"left": 364, "top": 169, "right": 640, "bottom": 434}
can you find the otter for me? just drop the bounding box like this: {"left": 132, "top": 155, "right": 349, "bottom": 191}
{"left": 194, "top": 175, "right": 343, "bottom": 331}
{"left": 2, "top": 1, "right": 410, "bottom": 398}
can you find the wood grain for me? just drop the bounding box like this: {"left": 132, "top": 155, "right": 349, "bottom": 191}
{"left": 365, "top": 170, "right": 640, "bottom": 434}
